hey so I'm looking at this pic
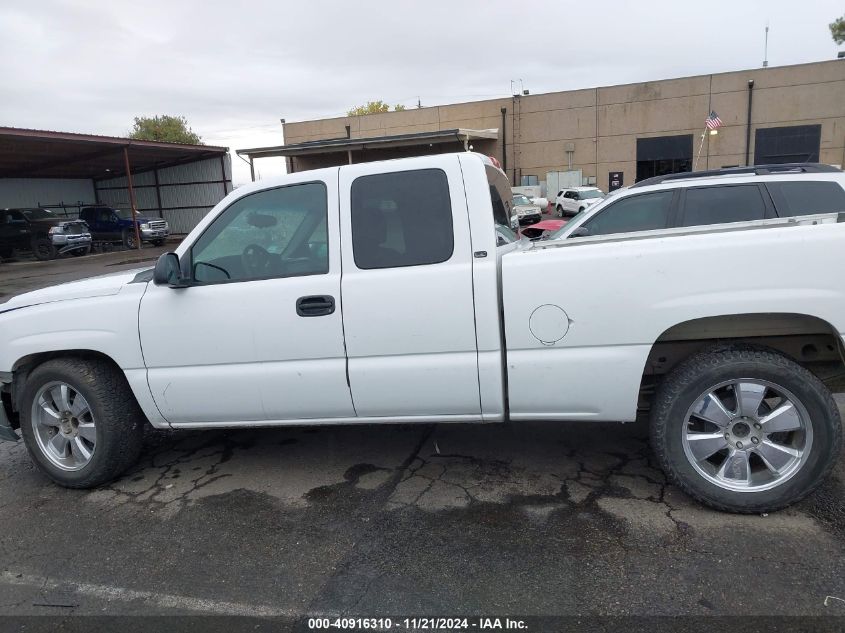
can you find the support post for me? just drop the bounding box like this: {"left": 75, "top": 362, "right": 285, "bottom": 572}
{"left": 122, "top": 147, "right": 141, "bottom": 250}
{"left": 219, "top": 155, "right": 229, "bottom": 196}
{"left": 153, "top": 168, "right": 164, "bottom": 219}
{"left": 249, "top": 157, "right": 255, "bottom": 182}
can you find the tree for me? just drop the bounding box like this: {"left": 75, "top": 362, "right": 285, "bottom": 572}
{"left": 128, "top": 115, "right": 203, "bottom": 144}
{"left": 831, "top": 15, "right": 845, "bottom": 45}
{"left": 347, "top": 100, "right": 406, "bottom": 116}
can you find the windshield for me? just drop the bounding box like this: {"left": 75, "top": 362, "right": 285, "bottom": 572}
{"left": 512, "top": 194, "right": 532, "bottom": 206}
{"left": 114, "top": 208, "right": 134, "bottom": 219}
{"left": 580, "top": 190, "right": 604, "bottom": 200}
{"left": 549, "top": 209, "right": 589, "bottom": 239}
{"left": 21, "top": 208, "right": 56, "bottom": 220}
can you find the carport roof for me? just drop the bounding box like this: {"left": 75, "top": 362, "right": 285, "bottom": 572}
{"left": 0, "top": 127, "right": 229, "bottom": 180}
{"left": 237, "top": 128, "right": 499, "bottom": 159}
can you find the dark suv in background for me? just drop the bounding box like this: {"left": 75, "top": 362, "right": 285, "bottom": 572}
{"left": 0, "top": 208, "right": 91, "bottom": 261}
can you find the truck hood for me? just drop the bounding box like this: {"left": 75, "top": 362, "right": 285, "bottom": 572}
{"left": 0, "top": 268, "right": 150, "bottom": 313}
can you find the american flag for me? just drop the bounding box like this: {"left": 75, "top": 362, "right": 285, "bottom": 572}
{"left": 705, "top": 111, "right": 723, "bottom": 130}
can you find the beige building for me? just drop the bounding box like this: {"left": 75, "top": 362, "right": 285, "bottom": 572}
{"left": 239, "top": 59, "right": 845, "bottom": 193}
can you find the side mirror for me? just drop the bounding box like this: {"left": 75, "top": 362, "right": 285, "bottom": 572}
{"left": 568, "top": 226, "right": 591, "bottom": 238}
{"left": 153, "top": 252, "right": 189, "bottom": 288}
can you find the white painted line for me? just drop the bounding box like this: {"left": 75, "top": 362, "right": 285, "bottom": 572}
{"left": 0, "top": 571, "right": 302, "bottom": 616}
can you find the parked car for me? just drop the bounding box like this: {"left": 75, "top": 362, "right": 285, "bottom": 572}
{"left": 550, "top": 164, "right": 845, "bottom": 240}
{"left": 0, "top": 208, "right": 91, "bottom": 261}
{"left": 512, "top": 193, "right": 542, "bottom": 225}
{"left": 519, "top": 218, "right": 566, "bottom": 241}
{"left": 78, "top": 206, "right": 169, "bottom": 248}
{"left": 1, "top": 154, "right": 844, "bottom": 514}
{"left": 555, "top": 187, "right": 605, "bottom": 217}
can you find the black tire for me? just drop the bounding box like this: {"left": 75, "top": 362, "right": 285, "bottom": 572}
{"left": 555, "top": 205, "right": 564, "bottom": 218}
{"left": 71, "top": 246, "right": 91, "bottom": 257}
{"left": 31, "top": 237, "right": 55, "bottom": 261}
{"left": 152, "top": 239, "right": 165, "bottom": 247}
{"left": 19, "top": 358, "right": 146, "bottom": 488}
{"left": 651, "top": 344, "right": 842, "bottom": 513}
{"left": 122, "top": 230, "right": 137, "bottom": 249}
{"left": 578, "top": 206, "right": 585, "bottom": 212}
{"left": 0, "top": 247, "right": 12, "bottom": 259}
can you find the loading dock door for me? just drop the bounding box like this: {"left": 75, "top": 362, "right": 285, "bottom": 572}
{"left": 636, "top": 135, "right": 693, "bottom": 182}
{"left": 754, "top": 125, "right": 821, "bottom": 165}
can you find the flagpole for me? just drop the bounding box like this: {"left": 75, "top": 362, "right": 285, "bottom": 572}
{"left": 693, "top": 127, "right": 707, "bottom": 171}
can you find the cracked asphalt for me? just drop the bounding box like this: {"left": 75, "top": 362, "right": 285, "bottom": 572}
{"left": 0, "top": 252, "right": 844, "bottom": 623}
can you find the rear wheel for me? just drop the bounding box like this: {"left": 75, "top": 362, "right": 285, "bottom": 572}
{"left": 31, "top": 237, "right": 55, "bottom": 261}
{"left": 555, "top": 205, "right": 564, "bottom": 218}
{"left": 651, "top": 344, "right": 841, "bottom": 513}
{"left": 19, "top": 358, "right": 146, "bottom": 488}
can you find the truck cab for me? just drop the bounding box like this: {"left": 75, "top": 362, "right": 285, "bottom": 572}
{"left": 79, "top": 206, "right": 169, "bottom": 248}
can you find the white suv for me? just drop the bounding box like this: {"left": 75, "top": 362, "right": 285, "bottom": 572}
{"left": 555, "top": 187, "right": 605, "bottom": 217}
{"left": 550, "top": 164, "right": 845, "bottom": 240}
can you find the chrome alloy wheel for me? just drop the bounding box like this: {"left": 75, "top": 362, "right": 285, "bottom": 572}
{"left": 31, "top": 381, "right": 97, "bottom": 471}
{"left": 682, "top": 379, "right": 812, "bottom": 492}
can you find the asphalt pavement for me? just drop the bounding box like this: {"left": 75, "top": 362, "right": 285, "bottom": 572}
{"left": 0, "top": 246, "right": 843, "bottom": 627}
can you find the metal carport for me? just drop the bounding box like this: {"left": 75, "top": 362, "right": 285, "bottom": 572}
{"left": 0, "top": 127, "right": 232, "bottom": 237}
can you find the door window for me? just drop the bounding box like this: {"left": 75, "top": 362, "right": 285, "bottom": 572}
{"left": 351, "top": 169, "right": 453, "bottom": 269}
{"left": 579, "top": 191, "right": 674, "bottom": 236}
{"left": 680, "top": 185, "right": 766, "bottom": 227}
{"left": 767, "top": 181, "right": 845, "bottom": 217}
{"left": 191, "top": 182, "right": 328, "bottom": 283}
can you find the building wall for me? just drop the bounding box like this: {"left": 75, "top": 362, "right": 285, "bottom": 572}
{"left": 282, "top": 60, "right": 845, "bottom": 191}
{"left": 95, "top": 156, "right": 232, "bottom": 234}
{"left": 0, "top": 178, "right": 95, "bottom": 217}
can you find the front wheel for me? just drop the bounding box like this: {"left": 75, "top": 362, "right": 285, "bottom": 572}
{"left": 19, "top": 358, "right": 146, "bottom": 488}
{"left": 71, "top": 246, "right": 91, "bottom": 257}
{"left": 650, "top": 344, "right": 841, "bottom": 513}
{"left": 152, "top": 239, "right": 166, "bottom": 247}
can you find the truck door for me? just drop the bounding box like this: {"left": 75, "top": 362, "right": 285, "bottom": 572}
{"left": 338, "top": 157, "right": 481, "bottom": 419}
{"left": 139, "top": 172, "right": 355, "bottom": 425}
{"left": 1, "top": 210, "right": 31, "bottom": 251}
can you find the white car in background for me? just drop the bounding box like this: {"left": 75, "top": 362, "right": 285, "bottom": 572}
{"left": 555, "top": 187, "right": 605, "bottom": 217}
{"left": 512, "top": 193, "right": 542, "bottom": 226}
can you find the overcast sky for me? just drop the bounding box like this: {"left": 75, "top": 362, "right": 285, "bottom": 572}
{"left": 2, "top": 0, "right": 842, "bottom": 184}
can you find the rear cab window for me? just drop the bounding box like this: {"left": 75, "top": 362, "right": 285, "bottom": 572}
{"left": 350, "top": 169, "right": 454, "bottom": 269}
{"left": 485, "top": 165, "right": 518, "bottom": 245}
{"left": 767, "top": 180, "right": 845, "bottom": 217}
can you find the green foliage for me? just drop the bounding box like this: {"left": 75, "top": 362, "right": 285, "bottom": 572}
{"left": 347, "top": 100, "right": 407, "bottom": 116}
{"left": 128, "top": 115, "right": 203, "bottom": 144}
{"left": 831, "top": 15, "right": 845, "bottom": 45}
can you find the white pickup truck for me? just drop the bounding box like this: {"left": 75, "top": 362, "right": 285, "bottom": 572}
{"left": 1, "top": 153, "right": 843, "bottom": 513}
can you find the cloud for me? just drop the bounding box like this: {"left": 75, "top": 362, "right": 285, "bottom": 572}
{"left": 1, "top": 0, "right": 842, "bottom": 183}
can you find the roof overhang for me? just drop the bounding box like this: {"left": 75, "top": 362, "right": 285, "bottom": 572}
{"left": 237, "top": 128, "right": 499, "bottom": 159}
{"left": 0, "top": 127, "right": 229, "bottom": 179}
